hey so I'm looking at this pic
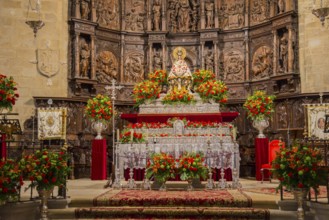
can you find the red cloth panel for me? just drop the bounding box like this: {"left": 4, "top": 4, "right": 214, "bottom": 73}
{"left": 91, "top": 139, "right": 107, "bottom": 180}
{"left": 0, "top": 134, "right": 6, "bottom": 159}
{"left": 255, "top": 138, "right": 269, "bottom": 181}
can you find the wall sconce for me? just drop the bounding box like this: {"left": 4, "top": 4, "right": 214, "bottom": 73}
{"left": 312, "top": 0, "right": 329, "bottom": 26}
{"left": 25, "top": 0, "right": 45, "bottom": 38}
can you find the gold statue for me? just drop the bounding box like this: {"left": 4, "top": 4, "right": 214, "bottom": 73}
{"left": 168, "top": 47, "right": 193, "bottom": 92}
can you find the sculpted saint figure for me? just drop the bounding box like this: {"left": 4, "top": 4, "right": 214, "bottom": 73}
{"left": 205, "top": 1, "right": 214, "bottom": 29}
{"left": 80, "top": 41, "right": 90, "bottom": 78}
{"left": 177, "top": 0, "right": 191, "bottom": 32}
{"left": 168, "top": 47, "right": 193, "bottom": 92}
{"left": 152, "top": 0, "right": 161, "bottom": 31}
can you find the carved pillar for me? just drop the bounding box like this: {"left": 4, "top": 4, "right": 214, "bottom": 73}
{"left": 74, "top": 33, "right": 80, "bottom": 78}
{"left": 273, "top": 30, "right": 278, "bottom": 75}
{"left": 214, "top": 0, "right": 219, "bottom": 28}
{"left": 162, "top": 0, "right": 166, "bottom": 31}
{"left": 91, "top": 0, "right": 97, "bottom": 22}
{"left": 269, "top": 0, "right": 275, "bottom": 17}
{"left": 288, "top": 26, "right": 294, "bottom": 73}
{"left": 121, "top": 1, "right": 126, "bottom": 31}
{"left": 75, "top": 0, "right": 81, "bottom": 19}
{"left": 90, "top": 35, "right": 96, "bottom": 79}
{"left": 286, "top": 0, "right": 293, "bottom": 11}
{"left": 244, "top": 29, "right": 250, "bottom": 81}
{"left": 149, "top": 43, "right": 153, "bottom": 72}
{"left": 200, "top": 1, "right": 205, "bottom": 29}
{"left": 244, "top": 0, "right": 249, "bottom": 27}
{"left": 120, "top": 35, "right": 125, "bottom": 81}
{"left": 201, "top": 42, "right": 205, "bottom": 69}
{"left": 147, "top": 0, "right": 152, "bottom": 31}
{"left": 214, "top": 41, "right": 218, "bottom": 78}
{"left": 162, "top": 42, "right": 166, "bottom": 70}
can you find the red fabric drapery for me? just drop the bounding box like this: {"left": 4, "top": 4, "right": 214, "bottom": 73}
{"left": 255, "top": 138, "right": 269, "bottom": 181}
{"left": 91, "top": 139, "right": 107, "bottom": 180}
{"left": 0, "top": 134, "right": 6, "bottom": 159}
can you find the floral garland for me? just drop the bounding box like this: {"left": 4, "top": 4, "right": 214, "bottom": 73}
{"left": 133, "top": 80, "right": 161, "bottom": 106}
{"left": 148, "top": 70, "right": 167, "bottom": 85}
{"left": 0, "top": 74, "right": 19, "bottom": 111}
{"left": 146, "top": 152, "right": 176, "bottom": 183}
{"left": 162, "top": 88, "right": 194, "bottom": 105}
{"left": 272, "top": 145, "right": 323, "bottom": 190}
{"left": 196, "top": 80, "right": 228, "bottom": 104}
{"left": 85, "top": 94, "right": 113, "bottom": 122}
{"left": 243, "top": 90, "right": 276, "bottom": 121}
{"left": 192, "top": 69, "right": 216, "bottom": 87}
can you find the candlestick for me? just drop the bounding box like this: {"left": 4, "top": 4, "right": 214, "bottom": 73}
{"left": 130, "top": 129, "right": 134, "bottom": 142}
{"left": 117, "top": 129, "right": 120, "bottom": 141}
{"left": 219, "top": 125, "right": 223, "bottom": 140}
{"left": 232, "top": 127, "right": 236, "bottom": 140}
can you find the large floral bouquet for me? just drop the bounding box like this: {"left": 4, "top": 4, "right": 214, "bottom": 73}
{"left": 196, "top": 80, "right": 228, "bottom": 104}
{"left": 162, "top": 88, "right": 194, "bottom": 105}
{"left": 0, "top": 159, "right": 23, "bottom": 202}
{"left": 148, "top": 70, "right": 167, "bottom": 85}
{"left": 177, "top": 152, "right": 208, "bottom": 181}
{"left": 20, "top": 149, "right": 70, "bottom": 190}
{"left": 119, "top": 129, "right": 145, "bottom": 143}
{"left": 0, "top": 74, "right": 19, "bottom": 111}
{"left": 243, "top": 90, "right": 276, "bottom": 121}
{"left": 192, "top": 69, "right": 215, "bottom": 87}
{"left": 146, "top": 152, "right": 176, "bottom": 183}
{"left": 85, "top": 94, "right": 113, "bottom": 122}
{"left": 272, "top": 145, "right": 323, "bottom": 191}
{"left": 133, "top": 80, "right": 161, "bottom": 106}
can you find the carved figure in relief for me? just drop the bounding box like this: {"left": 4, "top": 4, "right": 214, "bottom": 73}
{"left": 126, "top": 9, "right": 145, "bottom": 31}
{"left": 218, "top": 4, "right": 229, "bottom": 29}
{"left": 251, "top": 0, "right": 267, "bottom": 23}
{"left": 96, "top": 51, "right": 118, "bottom": 83}
{"left": 177, "top": 0, "right": 191, "bottom": 32}
{"left": 152, "top": 0, "right": 162, "bottom": 31}
{"left": 278, "top": 105, "right": 288, "bottom": 128}
{"left": 278, "top": 0, "right": 285, "bottom": 14}
{"left": 252, "top": 46, "right": 273, "bottom": 79}
{"left": 168, "top": 47, "right": 193, "bottom": 92}
{"left": 125, "top": 55, "right": 144, "bottom": 83}
{"left": 224, "top": 53, "right": 244, "bottom": 82}
{"left": 279, "top": 35, "right": 288, "bottom": 73}
{"left": 153, "top": 49, "right": 162, "bottom": 70}
{"left": 96, "top": 0, "right": 119, "bottom": 29}
{"left": 190, "top": 0, "right": 199, "bottom": 31}
{"left": 205, "top": 0, "right": 214, "bottom": 29}
{"left": 80, "top": 0, "right": 90, "bottom": 20}
{"left": 204, "top": 49, "right": 214, "bottom": 72}
{"left": 168, "top": 0, "right": 178, "bottom": 32}
{"left": 79, "top": 40, "right": 90, "bottom": 78}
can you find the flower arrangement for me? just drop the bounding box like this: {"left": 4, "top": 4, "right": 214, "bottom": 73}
{"left": 162, "top": 88, "right": 194, "bottom": 105}
{"left": 196, "top": 80, "right": 228, "bottom": 104}
{"left": 192, "top": 69, "right": 215, "bottom": 87}
{"left": 19, "top": 149, "right": 70, "bottom": 190}
{"left": 177, "top": 152, "right": 208, "bottom": 181}
{"left": 133, "top": 80, "right": 161, "bottom": 106}
{"left": 85, "top": 94, "right": 113, "bottom": 122}
{"left": 146, "top": 152, "right": 176, "bottom": 183}
{"left": 243, "top": 90, "right": 276, "bottom": 121}
{"left": 271, "top": 145, "right": 323, "bottom": 191}
{"left": 148, "top": 70, "right": 167, "bottom": 85}
{"left": 0, "top": 74, "right": 19, "bottom": 111}
{"left": 119, "top": 129, "right": 145, "bottom": 143}
{"left": 0, "top": 159, "right": 23, "bottom": 202}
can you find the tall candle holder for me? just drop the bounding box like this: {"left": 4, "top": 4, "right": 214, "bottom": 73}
{"left": 127, "top": 143, "right": 137, "bottom": 189}
{"left": 112, "top": 141, "right": 122, "bottom": 189}
{"left": 142, "top": 140, "right": 151, "bottom": 190}
{"left": 231, "top": 141, "right": 241, "bottom": 189}
{"left": 206, "top": 140, "right": 215, "bottom": 190}
{"left": 218, "top": 140, "right": 226, "bottom": 189}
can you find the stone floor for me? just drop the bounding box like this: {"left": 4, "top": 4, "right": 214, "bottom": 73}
{"left": 17, "top": 178, "right": 318, "bottom": 220}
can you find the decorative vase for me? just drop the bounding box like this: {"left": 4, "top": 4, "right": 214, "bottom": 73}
{"left": 92, "top": 121, "right": 108, "bottom": 140}
{"left": 159, "top": 181, "right": 167, "bottom": 191}
{"left": 252, "top": 118, "right": 269, "bottom": 138}
{"left": 186, "top": 178, "right": 194, "bottom": 191}
{"left": 292, "top": 188, "right": 309, "bottom": 220}
{"left": 37, "top": 187, "right": 54, "bottom": 220}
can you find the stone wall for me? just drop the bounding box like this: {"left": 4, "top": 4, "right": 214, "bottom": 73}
{"left": 0, "top": 0, "right": 69, "bottom": 125}
{"left": 298, "top": 0, "right": 329, "bottom": 93}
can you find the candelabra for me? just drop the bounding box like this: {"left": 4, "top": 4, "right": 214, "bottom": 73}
{"left": 127, "top": 143, "right": 137, "bottom": 189}
{"left": 312, "top": 0, "right": 329, "bottom": 27}
{"left": 205, "top": 140, "right": 215, "bottom": 190}
{"left": 218, "top": 140, "right": 226, "bottom": 189}
{"left": 231, "top": 140, "right": 241, "bottom": 189}
{"left": 142, "top": 141, "right": 151, "bottom": 190}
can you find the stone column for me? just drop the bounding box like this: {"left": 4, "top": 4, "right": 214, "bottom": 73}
{"left": 91, "top": 0, "right": 97, "bottom": 22}
{"left": 121, "top": 1, "right": 126, "bottom": 31}
{"left": 147, "top": 0, "right": 152, "bottom": 31}
{"left": 120, "top": 35, "right": 125, "bottom": 82}
{"left": 75, "top": 0, "right": 81, "bottom": 19}
{"left": 162, "top": 0, "right": 166, "bottom": 31}
{"left": 162, "top": 42, "right": 166, "bottom": 70}
{"left": 201, "top": 42, "right": 205, "bottom": 69}
{"left": 74, "top": 33, "right": 80, "bottom": 78}
{"left": 244, "top": 29, "right": 250, "bottom": 81}
{"left": 272, "top": 29, "right": 278, "bottom": 75}
{"left": 214, "top": 41, "right": 219, "bottom": 77}
{"left": 214, "top": 0, "right": 219, "bottom": 29}
{"left": 200, "top": 1, "right": 205, "bottom": 29}
{"left": 244, "top": 0, "right": 249, "bottom": 27}
{"left": 149, "top": 43, "right": 153, "bottom": 72}
{"left": 288, "top": 26, "right": 294, "bottom": 73}
{"left": 90, "top": 35, "right": 96, "bottom": 79}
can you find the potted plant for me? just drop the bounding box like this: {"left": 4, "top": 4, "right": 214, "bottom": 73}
{"left": 192, "top": 69, "right": 215, "bottom": 88}
{"left": 146, "top": 152, "right": 176, "bottom": 191}
{"left": 196, "top": 80, "right": 228, "bottom": 104}
{"left": 243, "top": 90, "right": 276, "bottom": 138}
{"left": 0, "top": 74, "right": 19, "bottom": 112}
{"left": 85, "top": 94, "right": 113, "bottom": 139}
{"left": 162, "top": 88, "right": 195, "bottom": 105}
{"left": 132, "top": 80, "right": 161, "bottom": 106}
{"left": 0, "top": 159, "right": 23, "bottom": 204}
{"left": 177, "top": 152, "right": 208, "bottom": 190}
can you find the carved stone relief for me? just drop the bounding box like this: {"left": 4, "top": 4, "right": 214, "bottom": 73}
{"left": 79, "top": 38, "right": 91, "bottom": 78}
{"left": 96, "top": 51, "right": 118, "bottom": 83}
{"left": 251, "top": 46, "right": 273, "bottom": 80}
{"left": 205, "top": 0, "right": 214, "bottom": 29}
{"left": 278, "top": 0, "right": 285, "bottom": 14}
{"left": 223, "top": 50, "right": 244, "bottom": 82}
{"left": 124, "top": 52, "right": 145, "bottom": 83}
{"left": 276, "top": 103, "right": 288, "bottom": 128}
{"left": 204, "top": 48, "right": 214, "bottom": 73}
{"left": 167, "top": 0, "right": 196, "bottom": 33}
{"left": 153, "top": 48, "right": 163, "bottom": 70}
{"left": 80, "top": 0, "right": 90, "bottom": 20}
{"left": 125, "top": 1, "right": 146, "bottom": 32}
{"left": 96, "top": 0, "right": 119, "bottom": 30}
{"left": 152, "top": 0, "right": 162, "bottom": 31}
{"left": 250, "top": 0, "right": 269, "bottom": 25}
{"left": 278, "top": 32, "right": 288, "bottom": 74}
{"left": 218, "top": 0, "right": 245, "bottom": 30}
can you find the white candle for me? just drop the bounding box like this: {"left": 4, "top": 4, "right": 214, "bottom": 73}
{"left": 219, "top": 125, "right": 223, "bottom": 140}
{"left": 232, "top": 127, "right": 237, "bottom": 140}
{"left": 117, "top": 129, "right": 120, "bottom": 141}
{"left": 130, "top": 129, "right": 134, "bottom": 142}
